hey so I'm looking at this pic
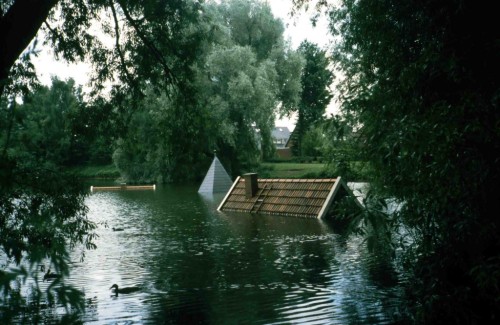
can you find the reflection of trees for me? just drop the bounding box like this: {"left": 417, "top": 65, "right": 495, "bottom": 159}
{"left": 220, "top": 214, "right": 342, "bottom": 323}
{"left": 140, "top": 189, "right": 215, "bottom": 323}
{"left": 336, "top": 236, "right": 405, "bottom": 324}
{"left": 105, "top": 186, "right": 405, "bottom": 324}
{"left": 300, "top": 240, "right": 331, "bottom": 285}
{"left": 204, "top": 213, "right": 284, "bottom": 323}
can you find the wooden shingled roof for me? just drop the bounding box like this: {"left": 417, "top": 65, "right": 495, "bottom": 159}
{"left": 217, "top": 175, "right": 355, "bottom": 219}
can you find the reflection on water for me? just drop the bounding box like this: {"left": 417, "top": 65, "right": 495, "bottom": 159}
{"left": 59, "top": 184, "right": 405, "bottom": 324}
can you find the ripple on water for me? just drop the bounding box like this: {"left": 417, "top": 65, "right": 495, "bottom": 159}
{"left": 28, "top": 186, "right": 406, "bottom": 324}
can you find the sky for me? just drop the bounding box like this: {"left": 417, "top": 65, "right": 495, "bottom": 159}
{"left": 269, "top": 0, "right": 332, "bottom": 49}
{"left": 31, "top": 0, "right": 334, "bottom": 130}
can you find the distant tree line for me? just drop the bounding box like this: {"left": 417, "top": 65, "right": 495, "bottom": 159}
{"left": 1, "top": 77, "right": 114, "bottom": 168}
{"left": 1, "top": 0, "right": 335, "bottom": 185}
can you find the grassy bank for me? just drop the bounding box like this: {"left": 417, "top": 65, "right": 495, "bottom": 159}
{"left": 67, "top": 161, "right": 360, "bottom": 181}
{"left": 66, "top": 164, "right": 120, "bottom": 179}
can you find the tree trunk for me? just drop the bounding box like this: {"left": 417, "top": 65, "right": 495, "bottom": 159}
{"left": 0, "top": 0, "right": 59, "bottom": 97}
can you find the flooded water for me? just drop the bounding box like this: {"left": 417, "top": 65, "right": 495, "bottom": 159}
{"left": 47, "top": 184, "right": 403, "bottom": 324}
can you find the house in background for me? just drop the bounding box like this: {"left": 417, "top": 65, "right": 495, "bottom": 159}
{"left": 272, "top": 126, "right": 292, "bottom": 159}
{"left": 272, "top": 126, "right": 291, "bottom": 148}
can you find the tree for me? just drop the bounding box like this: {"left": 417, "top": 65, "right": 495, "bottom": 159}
{"left": 1, "top": 0, "right": 204, "bottom": 320}
{"left": 305, "top": 0, "right": 500, "bottom": 322}
{"left": 206, "top": 0, "right": 302, "bottom": 170}
{"left": 293, "top": 41, "right": 333, "bottom": 156}
{"left": 11, "top": 77, "right": 82, "bottom": 167}
{"left": 114, "top": 0, "right": 303, "bottom": 181}
{"left": 217, "top": 0, "right": 284, "bottom": 61}
{"left": 1, "top": 0, "right": 203, "bottom": 100}
{"left": 113, "top": 85, "right": 214, "bottom": 183}
{"left": 205, "top": 45, "right": 279, "bottom": 173}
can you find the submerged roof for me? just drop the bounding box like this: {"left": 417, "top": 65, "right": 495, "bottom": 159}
{"left": 198, "top": 156, "right": 233, "bottom": 193}
{"left": 217, "top": 177, "right": 355, "bottom": 219}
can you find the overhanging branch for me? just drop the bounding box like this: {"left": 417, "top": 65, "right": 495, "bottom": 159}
{"left": 109, "top": 0, "right": 134, "bottom": 87}
{"left": 115, "top": 0, "right": 177, "bottom": 87}
{"left": 0, "top": 0, "right": 59, "bottom": 98}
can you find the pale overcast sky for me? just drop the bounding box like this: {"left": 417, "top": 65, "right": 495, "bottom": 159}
{"left": 31, "top": 0, "right": 334, "bottom": 130}
{"left": 269, "top": 0, "right": 331, "bottom": 49}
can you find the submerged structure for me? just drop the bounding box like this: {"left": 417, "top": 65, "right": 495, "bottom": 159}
{"left": 198, "top": 155, "right": 233, "bottom": 194}
{"left": 218, "top": 173, "right": 360, "bottom": 219}
{"left": 90, "top": 184, "right": 155, "bottom": 192}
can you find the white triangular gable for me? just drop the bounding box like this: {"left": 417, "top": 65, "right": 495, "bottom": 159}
{"left": 317, "top": 177, "right": 364, "bottom": 218}
{"left": 198, "top": 156, "right": 233, "bottom": 193}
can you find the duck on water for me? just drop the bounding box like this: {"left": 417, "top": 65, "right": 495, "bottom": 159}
{"left": 43, "top": 268, "right": 60, "bottom": 282}
{"left": 110, "top": 284, "right": 141, "bottom": 295}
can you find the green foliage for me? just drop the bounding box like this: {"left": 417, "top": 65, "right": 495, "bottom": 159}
{"left": 3, "top": 77, "right": 115, "bottom": 168}
{"left": 319, "top": 114, "right": 371, "bottom": 181}
{"left": 301, "top": 125, "right": 325, "bottom": 157}
{"left": 346, "top": 192, "right": 398, "bottom": 253}
{"left": 259, "top": 162, "right": 327, "bottom": 179}
{"left": 216, "top": 0, "right": 284, "bottom": 61}
{"left": 67, "top": 164, "right": 119, "bottom": 179}
{"left": 274, "top": 48, "right": 304, "bottom": 113}
{"left": 113, "top": 84, "right": 222, "bottom": 183}
{"left": 47, "top": 0, "right": 203, "bottom": 99}
{"left": 114, "top": 0, "right": 304, "bottom": 182}
{"left": 69, "top": 96, "right": 117, "bottom": 166}
{"left": 10, "top": 78, "right": 80, "bottom": 167}
{"left": 323, "top": 0, "right": 500, "bottom": 322}
{"left": 0, "top": 156, "right": 97, "bottom": 321}
{"left": 203, "top": 0, "right": 302, "bottom": 174}
{"left": 205, "top": 45, "right": 277, "bottom": 173}
{"left": 1, "top": 1, "right": 205, "bottom": 101}
{"left": 293, "top": 40, "right": 333, "bottom": 155}
{"left": 1, "top": 0, "right": 204, "bottom": 320}
{"left": 297, "top": 41, "right": 333, "bottom": 127}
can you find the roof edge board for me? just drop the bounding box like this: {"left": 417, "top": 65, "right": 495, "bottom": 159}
{"left": 217, "top": 176, "right": 241, "bottom": 211}
{"left": 317, "top": 176, "right": 345, "bottom": 219}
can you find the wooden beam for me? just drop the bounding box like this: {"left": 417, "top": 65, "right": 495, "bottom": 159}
{"left": 317, "top": 177, "right": 342, "bottom": 219}
{"left": 90, "top": 185, "right": 156, "bottom": 192}
{"left": 217, "top": 176, "right": 240, "bottom": 211}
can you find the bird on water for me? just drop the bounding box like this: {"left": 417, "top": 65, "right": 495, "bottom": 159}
{"left": 110, "top": 284, "right": 140, "bottom": 295}
{"left": 43, "top": 268, "right": 60, "bottom": 282}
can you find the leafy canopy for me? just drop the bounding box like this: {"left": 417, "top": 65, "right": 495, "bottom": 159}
{"left": 292, "top": 40, "right": 333, "bottom": 156}
{"left": 1, "top": 0, "right": 205, "bottom": 320}
{"left": 114, "top": 0, "right": 304, "bottom": 182}
{"left": 312, "top": 0, "right": 500, "bottom": 322}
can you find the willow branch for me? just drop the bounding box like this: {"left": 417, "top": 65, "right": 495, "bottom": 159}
{"left": 109, "top": 0, "right": 134, "bottom": 86}
{"left": 115, "top": 0, "right": 177, "bottom": 86}
{"left": 2, "top": 99, "right": 16, "bottom": 158}
{"left": 43, "top": 20, "right": 56, "bottom": 34}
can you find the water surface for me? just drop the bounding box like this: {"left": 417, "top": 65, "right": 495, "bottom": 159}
{"left": 63, "top": 184, "right": 403, "bottom": 324}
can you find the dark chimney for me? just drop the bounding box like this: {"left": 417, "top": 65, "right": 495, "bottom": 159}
{"left": 243, "top": 173, "right": 258, "bottom": 198}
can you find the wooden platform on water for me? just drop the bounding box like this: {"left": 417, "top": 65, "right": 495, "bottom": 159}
{"left": 90, "top": 185, "right": 156, "bottom": 192}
